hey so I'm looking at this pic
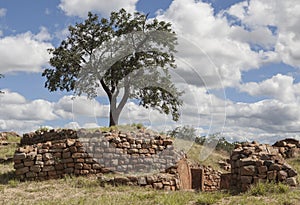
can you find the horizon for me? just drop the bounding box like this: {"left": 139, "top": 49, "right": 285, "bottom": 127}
{"left": 1, "top": 0, "right": 300, "bottom": 144}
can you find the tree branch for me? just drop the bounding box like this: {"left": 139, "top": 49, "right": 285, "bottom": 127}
{"left": 100, "top": 78, "right": 112, "bottom": 100}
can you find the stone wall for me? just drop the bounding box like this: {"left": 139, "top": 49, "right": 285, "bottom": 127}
{"left": 14, "top": 129, "right": 185, "bottom": 190}
{"left": 190, "top": 164, "right": 222, "bottom": 191}
{"left": 14, "top": 129, "right": 228, "bottom": 191}
{"left": 230, "top": 141, "right": 298, "bottom": 191}
{"left": 273, "top": 138, "right": 300, "bottom": 158}
{"left": 14, "top": 138, "right": 103, "bottom": 181}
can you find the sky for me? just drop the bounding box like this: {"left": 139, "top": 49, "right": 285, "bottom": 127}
{"left": 1, "top": 0, "right": 300, "bottom": 144}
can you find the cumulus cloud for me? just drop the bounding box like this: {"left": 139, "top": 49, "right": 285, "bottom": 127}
{"left": 54, "top": 95, "right": 109, "bottom": 119}
{"left": 0, "top": 31, "right": 53, "bottom": 73}
{"left": 0, "top": 90, "right": 58, "bottom": 133}
{"left": 226, "top": 0, "right": 300, "bottom": 68}
{"left": 58, "top": 0, "right": 138, "bottom": 18}
{"left": 225, "top": 99, "right": 300, "bottom": 134}
{"left": 156, "top": 0, "right": 274, "bottom": 90}
{"left": 240, "top": 74, "right": 300, "bottom": 102}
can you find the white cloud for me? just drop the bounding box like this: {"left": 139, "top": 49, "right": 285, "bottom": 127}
{"left": 225, "top": 99, "right": 300, "bottom": 133}
{"left": 240, "top": 74, "right": 300, "bottom": 103}
{"left": 54, "top": 95, "right": 108, "bottom": 119}
{"left": 34, "top": 27, "right": 52, "bottom": 42}
{"left": 156, "top": 0, "right": 272, "bottom": 89}
{"left": 0, "top": 91, "right": 57, "bottom": 121}
{"left": 226, "top": 0, "right": 300, "bottom": 68}
{"left": 58, "top": 0, "right": 138, "bottom": 18}
{"left": 0, "top": 91, "right": 58, "bottom": 133}
{"left": 0, "top": 32, "right": 53, "bottom": 73}
{"left": 0, "top": 8, "right": 7, "bottom": 17}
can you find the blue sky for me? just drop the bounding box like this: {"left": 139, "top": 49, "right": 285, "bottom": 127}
{"left": 1, "top": 0, "right": 300, "bottom": 144}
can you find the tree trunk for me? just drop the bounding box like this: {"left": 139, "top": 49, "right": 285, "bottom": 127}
{"left": 109, "top": 93, "right": 121, "bottom": 127}
{"left": 109, "top": 107, "right": 120, "bottom": 126}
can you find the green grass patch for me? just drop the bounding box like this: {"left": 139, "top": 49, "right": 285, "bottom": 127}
{"left": 247, "top": 181, "right": 289, "bottom": 196}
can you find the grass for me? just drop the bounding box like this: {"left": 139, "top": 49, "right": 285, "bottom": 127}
{"left": 187, "top": 143, "right": 230, "bottom": 171}
{"left": 286, "top": 158, "right": 300, "bottom": 183}
{"left": 0, "top": 133, "right": 20, "bottom": 159}
{"left": 83, "top": 124, "right": 146, "bottom": 133}
{"left": 247, "top": 181, "right": 289, "bottom": 196}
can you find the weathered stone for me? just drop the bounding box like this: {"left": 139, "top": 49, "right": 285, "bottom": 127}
{"left": 14, "top": 153, "right": 26, "bottom": 160}
{"left": 278, "top": 170, "right": 288, "bottom": 181}
{"left": 67, "top": 163, "right": 75, "bottom": 168}
{"left": 52, "top": 143, "right": 66, "bottom": 149}
{"left": 269, "top": 164, "right": 281, "bottom": 171}
{"left": 24, "top": 160, "right": 34, "bottom": 167}
{"left": 285, "top": 177, "right": 297, "bottom": 186}
{"left": 43, "top": 166, "right": 55, "bottom": 172}
{"left": 128, "top": 149, "right": 139, "bottom": 154}
{"left": 288, "top": 169, "right": 297, "bottom": 177}
{"left": 38, "top": 149, "right": 48, "bottom": 154}
{"left": 55, "top": 163, "right": 64, "bottom": 170}
{"left": 44, "top": 160, "right": 55, "bottom": 165}
{"left": 69, "top": 146, "right": 77, "bottom": 153}
{"left": 62, "top": 152, "right": 71, "bottom": 159}
{"left": 72, "top": 153, "right": 87, "bottom": 158}
{"left": 74, "top": 158, "right": 85, "bottom": 163}
{"left": 267, "top": 171, "right": 277, "bottom": 180}
{"left": 35, "top": 161, "right": 44, "bottom": 166}
{"left": 43, "top": 153, "right": 53, "bottom": 161}
{"left": 14, "top": 163, "right": 25, "bottom": 169}
{"left": 264, "top": 160, "right": 274, "bottom": 167}
{"left": 153, "top": 182, "right": 163, "bottom": 189}
{"left": 26, "top": 171, "right": 37, "bottom": 178}
{"left": 240, "top": 165, "right": 256, "bottom": 176}
{"left": 114, "top": 176, "right": 130, "bottom": 184}
{"left": 64, "top": 167, "right": 74, "bottom": 173}
{"left": 30, "top": 165, "right": 41, "bottom": 173}
{"left": 48, "top": 171, "right": 57, "bottom": 176}
{"left": 138, "top": 177, "right": 147, "bottom": 185}
{"left": 240, "top": 158, "right": 256, "bottom": 166}
{"left": 15, "top": 167, "right": 29, "bottom": 175}
{"left": 92, "top": 164, "right": 102, "bottom": 170}
{"left": 257, "top": 166, "right": 268, "bottom": 174}
{"left": 75, "top": 163, "right": 83, "bottom": 169}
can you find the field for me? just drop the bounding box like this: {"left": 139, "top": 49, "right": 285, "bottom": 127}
{"left": 0, "top": 132, "right": 300, "bottom": 204}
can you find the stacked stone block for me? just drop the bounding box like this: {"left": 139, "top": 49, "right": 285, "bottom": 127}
{"left": 14, "top": 129, "right": 184, "bottom": 185}
{"left": 78, "top": 129, "right": 183, "bottom": 173}
{"left": 202, "top": 166, "right": 222, "bottom": 191}
{"left": 102, "top": 173, "right": 180, "bottom": 191}
{"left": 273, "top": 138, "right": 300, "bottom": 158}
{"left": 230, "top": 141, "right": 298, "bottom": 191}
{"left": 190, "top": 164, "right": 222, "bottom": 191}
{"left": 14, "top": 138, "right": 103, "bottom": 181}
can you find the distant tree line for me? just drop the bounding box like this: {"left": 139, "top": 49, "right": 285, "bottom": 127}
{"left": 167, "top": 125, "right": 238, "bottom": 153}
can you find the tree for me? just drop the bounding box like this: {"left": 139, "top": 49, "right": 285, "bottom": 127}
{"left": 43, "top": 9, "right": 182, "bottom": 126}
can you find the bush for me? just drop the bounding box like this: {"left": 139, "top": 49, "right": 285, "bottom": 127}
{"left": 167, "top": 125, "right": 197, "bottom": 141}
{"left": 195, "top": 134, "right": 235, "bottom": 153}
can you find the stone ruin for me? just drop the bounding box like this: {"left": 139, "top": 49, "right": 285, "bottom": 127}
{"left": 13, "top": 129, "right": 222, "bottom": 191}
{"left": 222, "top": 141, "right": 298, "bottom": 192}
{"left": 12, "top": 129, "right": 300, "bottom": 192}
